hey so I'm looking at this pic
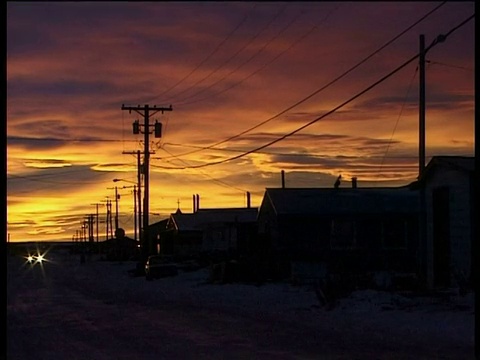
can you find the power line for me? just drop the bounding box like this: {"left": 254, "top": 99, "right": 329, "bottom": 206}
{"left": 155, "top": 13, "right": 474, "bottom": 170}
{"left": 168, "top": 1, "right": 447, "bottom": 158}
{"left": 173, "top": 7, "right": 306, "bottom": 105}
{"left": 7, "top": 136, "right": 139, "bottom": 143}
{"left": 143, "top": 3, "right": 258, "bottom": 104}
{"left": 426, "top": 59, "right": 474, "bottom": 72}
{"left": 175, "top": 4, "right": 341, "bottom": 107}
{"left": 154, "top": 146, "right": 247, "bottom": 193}
{"left": 161, "top": 4, "right": 289, "bottom": 104}
{"left": 7, "top": 159, "right": 138, "bottom": 182}
{"left": 159, "top": 142, "right": 426, "bottom": 159}
{"left": 379, "top": 65, "right": 419, "bottom": 173}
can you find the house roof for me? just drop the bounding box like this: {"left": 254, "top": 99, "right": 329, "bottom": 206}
{"left": 263, "top": 187, "right": 418, "bottom": 216}
{"left": 149, "top": 218, "right": 169, "bottom": 230}
{"left": 410, "top": 155, "right": 475, "bottom": 188}
{"left": 170, "top": 208, "right": 258, "bottom": 231}
{"left": 423, "top": 155, "right": 474, "bottom": 176}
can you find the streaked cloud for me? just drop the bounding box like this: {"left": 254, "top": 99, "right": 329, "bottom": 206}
{"left": 7, "top": 1, "right": 474, "bottom": 242}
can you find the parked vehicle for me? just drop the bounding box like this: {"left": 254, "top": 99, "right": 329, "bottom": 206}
{"left": 145, "top": 255, "right": 178, "bottom": 280}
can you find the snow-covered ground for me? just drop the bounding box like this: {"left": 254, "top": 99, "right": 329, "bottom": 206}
{"left": 7, "top": 244, "right": 476, "bottom": 359}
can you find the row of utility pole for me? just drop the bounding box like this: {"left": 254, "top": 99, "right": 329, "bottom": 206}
{"left": 71, "top": 34, "right": 427, "bottom": 251}
{"left": 73, "top": 101, "right": 172, "bottom": 248}
{"left": 121, "top": 104, "right": 172, "bottom": 260}
{"left": 73, "top": 183, "right": 141, "bottom": 244}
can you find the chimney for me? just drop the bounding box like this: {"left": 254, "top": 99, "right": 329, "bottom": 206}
{"left": 352, "top": 177, "right": 357, "bottom": 189}
{"left": 281, "top": 170, "right": 285, "bottom": 189}
{"left": 196, "top": 194, "right": 200, "bottom": 211}
{"left": 193, "top": 194, "right": 196, "bottom": 212}
{"left": 246, "top": 191, "right": 251, "bottom": 208}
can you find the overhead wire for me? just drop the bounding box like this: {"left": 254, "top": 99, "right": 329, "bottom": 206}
{"left": 153, "top": 146, "right": 247, "bottom": 193}
{"left": 174, "top": 3, "right": 341, "bottom": 108}
{"left": 161, "top": 4, "right": 289, "bottom": 104}
{"left": 154, "top": 13, "right": 475, "bottom": 170}
{"left": 378, "top": 64, "right": 419, "bottom": 173}
{"left": 7, "top": 136, "right": 139, "bottom": 143}
{"left": 173, "top": 7, "right": 306, "bottom": 105}
{"left": 143, "top": 3, "right": 258, "bottom": 104}
{"left": 159, "top": 142, "right": 424, "bottom": 159}
{"left": 426, "top": 59, "right": 474, "bottom": 72}
{"left": 164, "top": 1, "right": 447, "bottom": 159}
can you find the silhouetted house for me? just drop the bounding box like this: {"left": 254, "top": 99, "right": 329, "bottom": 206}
{"left": 257, "top": 186, "right": 419, "bottom": 283}
{"left": 166, "top": 207, "right": 258, "bottom": 260}
{"left": 412, "top": 155, "right": 475, "bottom": 290}
{"left": 102, "top": 230, "right": 139, "bottom": 261}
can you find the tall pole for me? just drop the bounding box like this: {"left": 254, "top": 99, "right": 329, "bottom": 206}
{"left": 419, "top": 34, "right": 426, "bottom": 176}
{"left": 96, "top": 204, "right": 99, "bottom": 244}
{"left": 105, "top": 200, "right": 109, "bottom": 240}
{"left": 144, "top": 107, "right": 150, "bottom": 255}
{"left": 119, "top": 150, "right": 143, "bottom": 247}
{"left": 418, "top": 34, "right": 428, "bottom": 289}
{"left": 90, "top": 203, "right": 100, "bottom": 244}
{"left": 133, "top": 185, "right": 137, "bottom": 242}
{"left": 105, "top": 199, "right": 110, "bottom": 240}
{"left": 121, "top": 104, "right": 172, "bottom": 260}
{"left": 137, "top": 150, "right": 142, "bottom": 248}
{"left": 109, "top": 200, "right": 114, "bottom": 239}
{"left": 115, "top": 186, "right": 119, "bottom": 231}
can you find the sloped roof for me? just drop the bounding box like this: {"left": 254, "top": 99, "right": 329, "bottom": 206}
{"left": 170, "top": 208, "right": 258, "bottom": 231}
{"left": 423, "top": 155, "right": 474, "bottom": 177}
{"left": 409, "top": 156, "right": 475, "bottom": 188}
{"left": 264, "top": 187, "right": 418, "bottom": 216}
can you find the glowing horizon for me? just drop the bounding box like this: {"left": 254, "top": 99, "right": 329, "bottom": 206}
{"left": 7, "top": 2, "right": 474, "bottom": 242}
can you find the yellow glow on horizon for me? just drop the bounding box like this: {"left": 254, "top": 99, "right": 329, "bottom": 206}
{"left": 6, "top": 2, "right": 474, "bottom": 242}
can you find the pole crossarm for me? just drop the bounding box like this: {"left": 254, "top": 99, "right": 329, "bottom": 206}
{"left": 121, "top": 104, "right": 172, "bottom": 117}
{"left": 121, "top": 104, "right": 173, "bottom": 260}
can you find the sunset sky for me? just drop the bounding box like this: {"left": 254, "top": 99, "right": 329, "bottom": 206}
{"left": 6, "top": 2, "right": 475, "bottom": 243}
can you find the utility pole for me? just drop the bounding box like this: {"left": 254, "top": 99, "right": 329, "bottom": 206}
{"left": 107, "top": 187, "right": 120, "bottom": 232}
{"left": 121, "top": 150, "right": 143, "bottom": 246}
{"left": 96, "top": 204, "right": 99, "bottom": 245}
{"left": 90, "top": 203, "right": 100, "bottom": 245}
{"left": 121, "top": 104, "right": 172, "bottom": 261}
{"left": 109, "top": 199, "right": 114, "bottom": 239}
{"left": 136, "top": 150, "right": 142, "bottom": 246}
{"left": 133, "top": 185, "right": 137, "bottom": 241}
{"left": 118, "top": 185, "right": 137, "bottom": 241}
{"left": 418, "top": 34, "right": 428, "bottom": 289}
{"left": 419, "top": 34, "right": 426, "bottom": 177}
{"left": 88, "top": 214, "right": 95, "bottom": 243}
{"left": 105, "top": 200, "right": 110, "bottom": 240}
{"left": 104, "top": 199, "right": 114, "bottom": 240}
{"left": 115, "top": 187, "right": 119, "bottom": 231}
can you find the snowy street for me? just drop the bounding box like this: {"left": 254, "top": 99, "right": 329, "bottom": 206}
{"left": 7, "top": 245, "right": 475, "bottom": 359}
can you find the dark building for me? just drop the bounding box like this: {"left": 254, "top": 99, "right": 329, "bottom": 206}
{"left": 412, "top": 155, "right": 474, "bottom": 289}
{"left": 257, "top": 186, "right": 419, "bottom": 285}
{"left": 162, "top": 207, "right": 258, "bottom": 261}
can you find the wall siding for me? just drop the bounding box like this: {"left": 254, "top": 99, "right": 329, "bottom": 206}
{"left": 425, "top": 166, "right": 472, "bottom": 288}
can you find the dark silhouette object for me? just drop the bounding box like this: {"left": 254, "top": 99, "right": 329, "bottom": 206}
{"left": 334, "top": 175, "right": 342, "bottom": 189}
{"left": 145, "top": 255, "right": 178, "bottom": 281}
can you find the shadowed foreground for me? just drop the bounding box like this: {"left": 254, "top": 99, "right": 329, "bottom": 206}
{"left": 7, "top": 246, "right": 475, "bottom": 359}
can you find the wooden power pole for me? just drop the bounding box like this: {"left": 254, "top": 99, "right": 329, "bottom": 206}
{"left": 121, "top": 104, "right": 172, "bottom": 261}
